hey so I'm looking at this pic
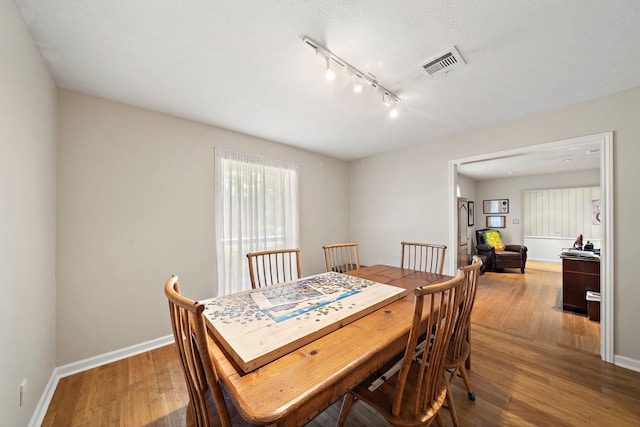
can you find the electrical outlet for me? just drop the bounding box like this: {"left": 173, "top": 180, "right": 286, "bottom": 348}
{"left": 512, "top": 218, "right": 520, "bottom": 224}
{"left": 20, "top": 379, "right": 27, "bottom": 407}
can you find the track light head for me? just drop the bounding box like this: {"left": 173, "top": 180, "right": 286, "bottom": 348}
{"left": 387, "top": 96, "right": 399, "bottom": 118}
{"left": 353, "top": 75, "right": 363, "bottom": 93}
{"left": 325, "top": 58, "right": 336, "bottom": 81}
{"left": 382, "top": 92, "right": 391, "bottom": 106}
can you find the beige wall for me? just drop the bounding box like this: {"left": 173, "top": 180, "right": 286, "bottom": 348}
{"left": 56, "top": 90, "right": 350, "bottom": 365}
{"left": 475, "top": 169, "right": 600, "bottom": 244}
{"left": 350, "top": 87, "right": 640, "bottom": 364}
{"left": 458, "top": 169, "right": 599, "bottom": 261}
{"left": 474, "top": 169, "right": 600, "bottom": 262}
{"left": 1, "top": 1, "right": 58, "bottom": 425}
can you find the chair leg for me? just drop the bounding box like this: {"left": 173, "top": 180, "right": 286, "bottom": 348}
{"left": 444, "top": 376, "right": 460, "bottom": 427}
{"left": 458, "top": 365, "right": 476, "bottom": 401}
{"left": 336, "top": 393, "right": 357, "bottom": 427}
{"left": 435, "top": 411, "right": 445, "bottom": 427}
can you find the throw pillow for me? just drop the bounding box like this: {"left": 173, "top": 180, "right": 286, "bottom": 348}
{"left": 483, "top": 230, "right": 505, "bottom": 252}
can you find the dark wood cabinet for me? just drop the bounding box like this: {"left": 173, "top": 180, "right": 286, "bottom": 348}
{"left": 562, "top": 257, "right": 600, "bottom": 314}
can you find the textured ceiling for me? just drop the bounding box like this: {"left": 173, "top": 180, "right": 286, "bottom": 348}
{"left": 457, "top": 142, "right": 601, "bottom": 181}
{"left": 13, "top": 0, "right": 640, "bottom": 163}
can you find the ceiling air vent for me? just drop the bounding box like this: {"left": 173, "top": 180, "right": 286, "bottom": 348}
{"left": 421, "top": 46, "right": 466, "bottom": 77}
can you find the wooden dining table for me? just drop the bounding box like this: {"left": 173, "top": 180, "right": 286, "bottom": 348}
{"left": 205, "top": 264, "right": 452, "bottom": 426}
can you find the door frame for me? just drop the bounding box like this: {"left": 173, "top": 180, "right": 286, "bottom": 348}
{"left": 447, "top": 131, "right": 614, "bottom": 363}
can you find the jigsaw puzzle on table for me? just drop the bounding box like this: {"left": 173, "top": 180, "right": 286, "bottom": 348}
{"left": 203, "top": 271, "right": 406, "bottom": 372}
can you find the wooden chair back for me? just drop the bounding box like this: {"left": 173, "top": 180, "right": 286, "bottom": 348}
{"left": 164, "top": 276, "right": 232, "bottom": 427}
{"left": 336, "top": 269, "right": 465, "bottom": 426}
{"left": 246, "top": 248, "right": 302, "bottom": 289}
{"left": 443, "top": 256, "right": 483, "bottom": 426}
{"left": 323, "top": 242, "right": 360, "bottom": 273}
{"left": 391, "top": 269, "right": 465, "bottom": 419}
{"left": 449, "top": 255, "right": 482, "bottom": 366}
{"left": 401, "top": 241, "right": 447, "bottom": 275}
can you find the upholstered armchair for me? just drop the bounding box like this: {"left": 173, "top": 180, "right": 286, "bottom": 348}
{"left": 475, "top": 228, "right": 527, "bottom": 273}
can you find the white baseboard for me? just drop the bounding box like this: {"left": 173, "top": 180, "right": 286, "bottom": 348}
{"left": 54, "top": 335, "right": 175, "bottom": 379}
{"left": 528, "top": 257, "right": 562, "bottom": 264}
{"left": 28, "top": 335, "right": 174, "bottom": 427}
{"left": 614, "top": 354, "right": 640, "bottom": 373}
{"left": 28, "top": 369, "right": 60, "bottom": 427}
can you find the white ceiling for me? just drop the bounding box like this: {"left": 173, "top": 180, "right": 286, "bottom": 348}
{"left": 457, "top": 141, "right": 602, "bottom": 181}
{"left": 13, "top": 0, "right": 640, "bottom": 162}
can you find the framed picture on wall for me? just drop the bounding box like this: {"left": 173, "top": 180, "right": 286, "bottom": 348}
{"left": 486, "top": 215, "right": 506, "bottom": 228}
{"left": 483, "top": 199, "right": 509, "bottom": 214}
{"left": 468, "top": 201, "right": 474, "bottom": 226}
{"left": 592, "top": 199, "right": 601, "bottom": 224}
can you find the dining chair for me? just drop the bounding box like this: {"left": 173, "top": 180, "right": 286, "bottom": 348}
{"left": 443, "top": 255, "right": 483, "bottom": 427}
{"left": 323, "top": 242, "right": 361, "bottom": 273}
{"left": 246, "top": 248, "right": 302, "bottom": 289}
{"left": 165, "top": 276, "right": 252, "bottom": 427}
{"left": 336, "top": 269, "right": 466, "bottom": 427}
{"left": 401, "top": 241, "right": 447, "bottom": 275}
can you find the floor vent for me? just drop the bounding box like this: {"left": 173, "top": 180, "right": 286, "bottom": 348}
{"left": 421, "top": 46, "right": 466, "bottom": 77}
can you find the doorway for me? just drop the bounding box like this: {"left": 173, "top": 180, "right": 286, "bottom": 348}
{"left": 447, "top": 132, "right": 614, "bottom": 363}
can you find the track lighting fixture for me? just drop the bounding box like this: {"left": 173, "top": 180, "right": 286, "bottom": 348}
{"left": 389, "top": 103, "right": 399, "bottom": 118}
{"left": 303, "top": 35, "right": 401, "bottom": 117}
{"left": 382, "top": 92, "right": 391, "bottom": 106}
{"left": 352, "top": 74, "right": 363, "bottom": 93}
{"left": 325, "top": 57, "right": 336, "bottom": 81}
{"left": 382, "top": 92, "right": 399, "bottom": 118}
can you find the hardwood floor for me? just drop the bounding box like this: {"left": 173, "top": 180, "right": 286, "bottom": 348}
{"left": 43, "top": 265, "right": 640, "bottom": 426}
{"left": 473, "top": 262, "right": 600, "bottom": 355}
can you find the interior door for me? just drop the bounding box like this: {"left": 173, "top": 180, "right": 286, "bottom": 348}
{"left": 457, "top": 198, "right": 468, "bottom": 268}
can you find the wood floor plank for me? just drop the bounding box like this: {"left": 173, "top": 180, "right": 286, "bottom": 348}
{"left": 42, "top": 265, "right": 640, "bottom": 426}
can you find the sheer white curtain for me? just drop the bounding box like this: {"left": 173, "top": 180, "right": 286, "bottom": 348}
{"left": 214, "top": 148, "right": 299, "bottom": 295}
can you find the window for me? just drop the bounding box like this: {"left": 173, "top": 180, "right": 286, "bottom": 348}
{"left": 523, "top": 186, "right": 600, "bottom": 239}
{"left": 214, "top": 149, "right": 299, "bottom": 295}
